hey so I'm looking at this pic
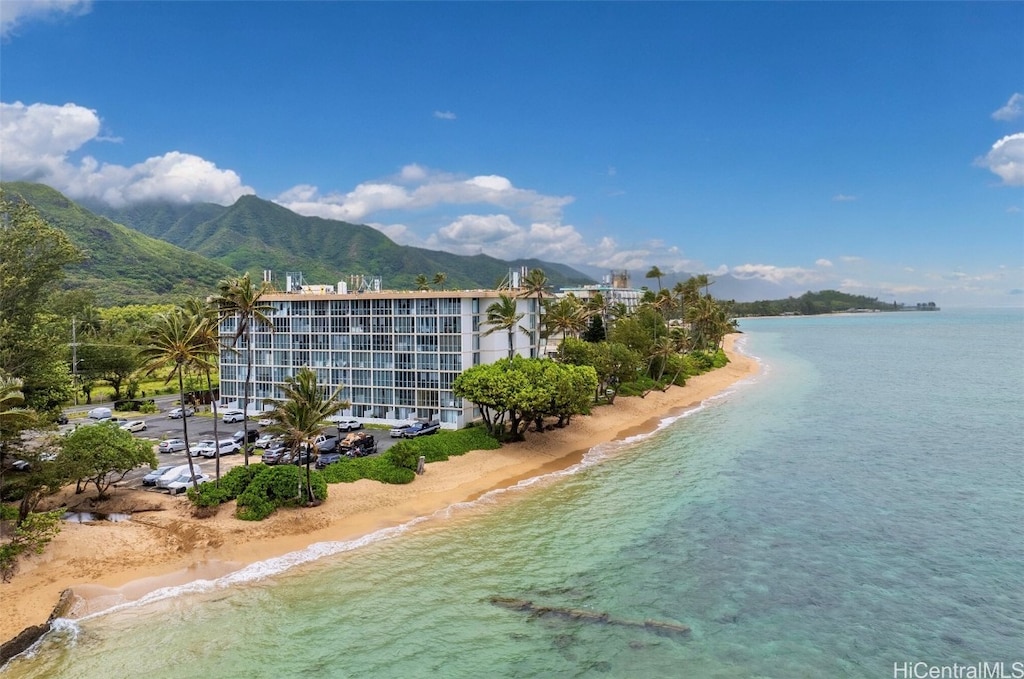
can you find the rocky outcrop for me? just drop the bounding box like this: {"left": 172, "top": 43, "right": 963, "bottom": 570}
{"left": 488, "top": 596, "right": 691, "bottom": 637}
{"left": 0, "top": 589, "right": 76, "bottom": 665}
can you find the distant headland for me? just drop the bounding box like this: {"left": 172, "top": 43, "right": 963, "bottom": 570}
{"left": 730, "top": 290, "right": 939, "bottom": 317}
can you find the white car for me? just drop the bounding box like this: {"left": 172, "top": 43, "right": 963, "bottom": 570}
{"left": 164, "top": 471, "right": 212, "bottom": 495}
{"left": 120, "top": 420, "right": 147, "bottom": 433}
{"left": 329, "top": 416, "right": 362, "bottom": 431}
{"left": 222, "top": 409, "right": 244, "bottom": 424}
{"left": 158, "top": 438, "right": 187, "bottom": 453}
{"left": 144, "top": 464, "right": 181, "bottom": 486}
{"left": 191, "top": 439, "right": 217, "bottom": 457}
{"left": 155, "top": 464, "right": 196, "bottom": 488}
{"left": 168, "top": 407, "right": 195, "bottom": 419}
{"left": 200, "top": 438, "right": 240, "bottom": 458}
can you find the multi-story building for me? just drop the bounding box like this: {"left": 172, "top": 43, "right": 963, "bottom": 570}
{"left": 218, "top": 286, "right": 540, "bottom": 430}
{"left": 558, "top": 270, "right": 645, "bottom": 314}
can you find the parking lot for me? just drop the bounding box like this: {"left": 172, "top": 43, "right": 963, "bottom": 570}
{"left": 66, "top": 412, "right": 399, "bottom": 491}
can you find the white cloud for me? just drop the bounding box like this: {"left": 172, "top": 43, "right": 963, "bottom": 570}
{"left": 832, "top": 194, "right": 857, "bottom": 202}
{"left": 816, "top": 259, "right": 833, "bottom": 267}
{"left": 992, "top": 93, "right": 1024, "bottom": 122}
{"left": 730, "top": 263, "right": 826, "bottom": 286}
{"left": 0, "top": 100, "right": 255, "bottom": 206}
{"left": 0, "top": 0, "right": 90, "bottom": 38}
{"left": 433, "top": 110, "right": 457, "bottom": 120}
{"left": 977, "top": 133, "right": 1024, "bottom": 186}
{"left": 276, "top": 166, "right": 573, "bottom": 223}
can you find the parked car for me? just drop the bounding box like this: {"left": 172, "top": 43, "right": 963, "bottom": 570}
{"left": 155, "top": 464, "right": 196, "bottom": 488}
{"left": 342, "top": 434, "right": 377, "bottom": 458}
{"left": 168, "top": 406, "right": 195, "bottom": 419}
{"left": 258, "top": 415, "right": 275, "bottom": 427}
{"left": 158, "top": 438, "right": 188, "bottom": 454}
{"left": 120, "top": 420, "right": 147, "bottom": 433}
{"left": 232, "top": 429, "right": 261, "bottom": 445}
{"left": 144, "top": 464, "right": 183, "bottom": 486}
{"left": 261, "top": 443, "right": 291, "bottom": 465}
{"left": 315, "top": 451, "right": 344, "bottom": 469}
{"left": 164, "top": 471, "right": 212, "bottom": 495}
{"left": 390, "top": 423, "right": 415, "bottom": 438}
{"left": 222, "top": 409, "right": 244, "bottom": 424}
{"left": 200, "top": 439, "right": 241, "bottom": 459}
{"left": 328, "top": 416, "right": 361, "bottom": 431}
{"left": 88, "top": 407, "right": 112, "bottom": 420}
{"left": 255, "top": 433, "right": 278, "bottom": 449}
{"left": 191, "top": 439, "right": 216, "bottom": 457}
{"left": 402, "top": 421, "right": 441, "bottom": 438}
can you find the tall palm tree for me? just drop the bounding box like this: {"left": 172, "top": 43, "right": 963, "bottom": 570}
{"left": 693, "top": 273, "right": 714, "bottom": 297}
{"left": 543, "top": 295, "right": 589, "bottom": 343}
{"left": 516, "top": 268, "right": 552, "bottom": 356}
{"left": 432, "top": 272, "right": 448, "bottom": 290}
{"left": 184, "top": 297, "right": 227, "bottom": 483}
{"left": 264, "top": 367, "right": 347, "bottom": 505}
{"left": 212, "top": 273, "right": 273, "bottom": 467}
{"left": 482, "top": 294, "right": 528, "bottom": 359}
{"left": 415, "top": 274, "right": 430, "bottom": 291}
{"left": 645, "top": 265, "right": 665, "bottom": 291}
{"left": 138, "top": 311, "right": 214, "bottom": 493}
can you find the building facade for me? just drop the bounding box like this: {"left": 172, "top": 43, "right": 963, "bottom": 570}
{"left": 218, "top": 289, "right": 539, "bottom": 430}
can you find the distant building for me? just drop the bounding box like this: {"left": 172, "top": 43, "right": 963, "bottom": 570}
{"left": 558, "top": 270, "right": 645, "bottom": 314}
{"left": 218, "top": 283, "right": 540, "bottom": 430}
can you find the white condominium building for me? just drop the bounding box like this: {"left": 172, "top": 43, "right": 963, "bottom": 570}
{"left": 218, "top": 289, "right": 540, "bottom": 430}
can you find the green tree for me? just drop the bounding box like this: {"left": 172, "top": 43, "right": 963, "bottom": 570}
{"left": 263, "top": 367, "right": 347, "bottom": 505}
{"left": 415, "top": 274, "right": 430, "bottom": 291}
{"left": 0, "top": 190, "right": 83, "bottom": 412}
{"left": 60, "top": 422, "right": 157, "bottom": 500}
{"left": 184, "top": 297, "right": 226, "bottom": 482}
{"left": 543, "top": 295, "right": 588, "bottom": 344}
{"left": 0, "top": 373, "right": 35, "bottom": 514}
{"left": 432, "top": 272, "right": 448, "bottom": 290}
{"left": 482, "top": 294, "right": 529, "bottom": 360}
{"left": 213, "top": 273, "right": 273, "bottom": 466}
{"left": 138, "top": 311, "right": 214, "bottom": 490}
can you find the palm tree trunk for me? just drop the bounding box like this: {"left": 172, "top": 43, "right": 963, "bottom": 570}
{"left": 206, "top": 370, "right": 220, "bottom": 484}
{"left": 242, "top": 315, "right": 252, "bottom": 466}
{"left": 178, "top": 371, "right": 198, "bottom": 491}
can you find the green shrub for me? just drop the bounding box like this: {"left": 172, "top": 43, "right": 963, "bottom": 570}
{"left": 0, "top": 503, "right": 17, "bottom": 521}
{"left": 139, "top": 402, "right": 159, "bottom": 414}
{"left": 234, "top": 465, "right": 327, "bottom": 520}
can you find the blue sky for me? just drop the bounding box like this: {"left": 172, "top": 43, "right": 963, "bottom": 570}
{"left": 1, "top": 1, "right": 1021, "bottom": 306}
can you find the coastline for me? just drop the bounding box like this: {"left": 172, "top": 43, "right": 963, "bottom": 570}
{"left": 0, "top": 334, "right": 758, "bottom": 646}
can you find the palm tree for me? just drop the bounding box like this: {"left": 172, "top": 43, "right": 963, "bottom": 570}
{"left": 212, "top": 273, "right": 273, "bottom": 467}
{"left": 693, "top": 273, "right": 714, "bottom": 296}
{"left": 543, "top": 295, "right": 589, "bottom": 344}
{"left": 415, "top": 274, "right": 430, "bottom": 291}
{"left": 645, "top": 265, "right": 665, "bottom": 291}
{"left": 482, "top": 294, "right": 529, "bottom": 359}
{"left": 516, "top": 268, "right": 552, "bottom": 356}
{"left": 138, "top": 311, "right": 214, "bottom": 493}
{"left": 432, "top": 272, "right": 448, "bottom": 290}
{"left": 184, "top": 297, "right": 226, "bottom": 483}
{"left": 264, "top": 367, "right": 347, "bottom": 505}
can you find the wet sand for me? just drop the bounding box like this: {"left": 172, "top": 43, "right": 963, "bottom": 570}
{"left": 0, "top": 335, "right": 758, "bottom": 644}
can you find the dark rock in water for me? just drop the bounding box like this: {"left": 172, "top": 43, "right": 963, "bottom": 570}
{"left": 488, "top": 596, "right": 690, "bottom": 638}
{"left": 0, "top": 589, "right": 75, "bottom": 664}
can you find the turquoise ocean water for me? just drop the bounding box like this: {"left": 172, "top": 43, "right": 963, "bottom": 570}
{"left": 3, "top": 309, "right": 1022, "bottom": 678}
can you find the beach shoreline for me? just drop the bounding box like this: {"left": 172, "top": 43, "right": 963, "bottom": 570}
{"left": 0, "top": 335, "right": 758, "bottom": 646}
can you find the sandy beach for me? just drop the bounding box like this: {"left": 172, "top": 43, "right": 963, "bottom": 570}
{"left": 0, "top": 335, "right": 757, "bottom": 645}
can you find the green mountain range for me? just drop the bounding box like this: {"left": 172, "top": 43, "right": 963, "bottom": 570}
{"left": 2, "top": 182, "right": 594, "bottom": 306}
